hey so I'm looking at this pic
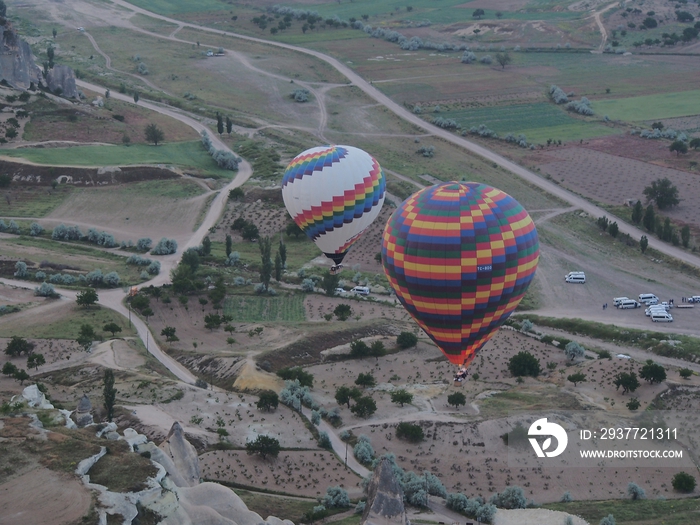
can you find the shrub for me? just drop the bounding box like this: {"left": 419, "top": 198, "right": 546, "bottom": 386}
{"left": 490, "top": 486, "right": 527, "bottom": 509}
{"left": 354, "top": 435, "right": 375, "bottom": 465}
{"left": 147, "top": 261, "right": 161, "bottom": 275}
{"left": 35, "top": 282, "right": 56, "bottom": 297}
{"left": 627, "top": 482, "right": 646, "bottom": 500}
{"left": 508, "top": 351, "right": 541, "bottom": 377}
{"left": 564, "top": 341, "right": 585, "bottom": 361}
{"left": 672, "top": 472, "right": 696, "bottom": 493}
{"left": 29, "top": 222, "right": 44, "bottom": 236}
{"left": 35, "top": 271, "right": 46, "bottom": 281}
{"left": 397, "top": 332, "right": 418, "bottom": 348}
{"left": 599, "top": 515, "right": 616, "bottom": 525}
{"left": 318, "top": 431, "right": 332, "bottom": 449}
{"left": 136, "top": 238, "right": 153, "bottom": 251}
{"left": 14, "top": 261, "right": 28, "bottom": 278}
{"left": 549, "top": 85, "right": 568, "bottom": 104}
{"left": 323, "top": 486, "right": 350, "bottom": 508}
{"left": 561, "top": 491, "right": 573, "bottom": 503}
{"left": 103, "top": 272, "right": 120, "bottom": 287}
{"left": 396, "top": 422, "right": 424, "bottom": 442}
{"left": 301, "top": 278, "right": 314, "bottom": 292}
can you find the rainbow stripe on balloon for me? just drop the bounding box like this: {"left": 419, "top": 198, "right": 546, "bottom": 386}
{"left": 282, "top": 146, "right": 385, "bottom": 247}
{"left": 382, "top": 182, "right": 539, "bottom": 366}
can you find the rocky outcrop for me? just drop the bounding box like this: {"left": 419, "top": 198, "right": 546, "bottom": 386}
{"left": 0, "top": 22, "right": 43, "bottom": 90}
{"left": 362, "top": 458, "right": 409, "bottom": 525}
{"left": 156, "top": 422, "right": 201, "bottom": 487}
{"left": 21, "top": 384, "right": 54, "bottom": 409}
{"left": 46, "top": 64, "right": 78, "bottom": 98}
{"left": 74, "top": 394, "right": 93, "bottom": 428}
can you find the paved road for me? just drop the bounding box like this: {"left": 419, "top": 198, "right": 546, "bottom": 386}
{"left": 107, "top": 0, "right": 700, "bottom": 272}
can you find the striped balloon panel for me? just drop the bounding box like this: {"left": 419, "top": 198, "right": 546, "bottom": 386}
{"left": 382, "top": 182, "right": 539, "bottom": 366}
{"left": 282, "top": 145, "right": 386, "bottom": 256}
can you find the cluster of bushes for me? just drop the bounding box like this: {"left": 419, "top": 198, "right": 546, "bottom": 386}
{"left": 0, "top": 219, "right": 20, "bottom": 234}
{"left": 447, "top": 493, "right": 497, "bottom": 523}
{"left": 231, "top": 217, "right": 259, "bottom": 241}
{"left": 200, "top": 131, "right": 240, "bottom": 171}
{"left": 85, "top": 269, "right": 121, "bottom": 287}
{"left": 504, "top": 133, "right": 528, "bottom": 148}
{"left": 549, "top": 85, "right": 569, "bottom": 104}
{"left": 469, "top": 124, "right": 498, "bottom": 138}
{"left": 431, "top": 117, "right": 459, "bottom": 129}
{"left": 290, "top": 89, "right": 309, "bottom": 102}
{"left": 126, "top": 254, "right": 160, "bottom": 275}
{"left": 633, "top": 128, "right": 686, "bottom": 141}
{"left": 151, "top": 237, "right": 177, "bottom": 255}
{"left": 50, "top": 224, "right": 118, "bottom": 247}
{"left": 566, "top": 97, "right": 594, "bottom": 116}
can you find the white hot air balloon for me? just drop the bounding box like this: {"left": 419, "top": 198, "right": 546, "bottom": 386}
{"left": 281, "top": 145, "right": 386, "bottom": 273}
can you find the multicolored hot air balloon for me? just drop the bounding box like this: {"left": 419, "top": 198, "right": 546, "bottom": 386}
{"left": 382, "top": 182, "right": 539, "bottom": 368}
{"left": 282, "top": 145, "right": 386, "bottom": 272}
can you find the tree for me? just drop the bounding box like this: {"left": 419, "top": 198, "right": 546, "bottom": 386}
{"left": 216, "top": 113, "right": 224, "bottom": 135}
{"left": 276, "top": 367, "right": 314, "bottom": 387}
{"left": 204, "top": 313, "right": 222, "bottom": 331}
{"left": 27, "top": 354, "right": 45, "bottom": 371}
{"left": 681, "top": 225, "right": 690, "bottom": 248}
{"left": 322, "top": 271, "right": 340, "bottom": 296}
{"left": 103, "top": 323, "right": 122, "bottom": 338}
{"left": 670, "top": 140, "right": 688, "bottom": 156}
{"left": 643, "top": 17, "right": 658, "bottom": 28}
{"left": 639, "top": 360, "right": 666, "bottom": 384}
{"left": 631, "top": 200, "right": 643, "bottom": 224}
{"left": 181, "top": 249, "right": 200, "bottom": 272}
{"left": 144, "top": 123, "right": 164, "bottom": 146}
{"left": 335, "top": 385, "right": 361, "bottom": 408}
{"left": 370, "top": 340, "right": 386, "bottom": 360}
{"left": 323, "top": 486, "right": 350, "bottom": 509}
{"left": 259, "top": 236, "right": 272, "bottom": 291}
{"left": 508, "top": 351, "right": 541, "bottom": 377}
{"left": 225, "top": 234, "right": 232, "bottom": 257}
{"left": 640, "top": 235, "right": 649, "bottom": 254}
{"left": 564, "top": 341, "right": 585, "bottom": 361}
{"left": 77, "top": 324, "right": 97, "bottom": 352}
{"left": 672, "top": 472, "right": 696, "bottom": 493}
{"left": 676, "top": 10, "right": 695, "bottom": 23}
{"left": 334, "top": 304, "right": 352, "bottom": 321}
{"left": 473, "top": 8, "right": 485, "bottom": 18}
{"left": 279, "top": 239, "right": 287, "bottom": 268}
{"left": 2, "top": 361, "right": 17, "bottom": 376}
{"left": 5, "top": 336, "right": 32, "bottom": 357}
{"left": 447, "top": 391, "right": 467, "bottom": 408}
{"left": 256, "top": 390, "right": 279, "bottom": 411}
{"left": 161, "top": 326, "right": 178, "bottom": 341}
{"left": 350, "top": 396, "right": 376, "bottom": 418}
{"left": 103, "top": 369, "right": 117, "bottom": 422}
{"left": 355, "top": 372, "right": 376, "bottom": 388}
{"left": 390, "top": 389, "right": 413, "bottom": 407}
{"left": 567, "top": 372, "right": 586, "bottom": 386}
{"left": 274, "top": 253, "right": 282, "bottom": 282}
{"left": 613, "top": 372, "right": 640, "bottom": 394}
{"left": 76, "top": 288, "right": 99, "bottom": 308}
{"left": 201, "top": 236, "right": 212, "bottom": 256}
{"left": 14, "top": 369, "right": 30, "bottom": 385}
{"left": 642, "top": 205, "right": 655, "bottom": 232}
{"left": 608, "top": 221, "right": 619, "bottom": 238}
{"left": 628, "top": 482, "right": 646, "bottom": 500}
{"left": 133, "top": 91, "right": 140, "bottom": 104}
{"left": 242, "top": 223, "right": 259, "bottom": 241}
{"left": 141, "top": 307, "right": 153, "bottom": 322}
{"left": 350, "top": 340, "right": 370, "bottom": 359}
{"left": 226, "top": 116, "right": 233, "bottom": 134}
{"left": 53, "top": 27, "right": 57, "bottom": 39}
{"left": 690, "top": 137, "right": 700, "bottom": 150}
{"left": 643, "top": 178, "right": 680, "bottom": 209}
{"left": 396, "top": 422, "right": 424, "bottom": 442}
{"left": 495, "top": 52, "right": 512, "bottom": 69}
{"left": 245, "top": 434, "right": 280, "bottom": 459}
{"left": 397, "top": 332, "right": 418, "bottom": 348}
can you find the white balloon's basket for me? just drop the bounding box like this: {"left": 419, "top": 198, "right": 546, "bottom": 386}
{"left": 453, "top": 379, "right": 464, "bottom": 388}
{"left": 330, "top": 264, "right": 343, "bottom": 275}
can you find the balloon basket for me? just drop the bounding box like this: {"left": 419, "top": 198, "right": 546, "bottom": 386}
{"left": 330, "top": 264, "right": 343, "bottom": 275}
{"left": 452, "top": 380, "right": 464, "bottom": 388}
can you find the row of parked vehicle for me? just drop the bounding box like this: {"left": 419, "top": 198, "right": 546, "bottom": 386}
{"left": 613, "top": 294, "right": 674, "bottom": 322}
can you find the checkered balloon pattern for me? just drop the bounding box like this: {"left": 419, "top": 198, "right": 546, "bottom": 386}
{"left": 382, "top": 182, "right": 539, "bottom": 366}
{"left": 282, "top": 145, "right": 385, "bottom": 263}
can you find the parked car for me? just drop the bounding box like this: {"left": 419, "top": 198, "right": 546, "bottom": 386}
{"left": 618, "top": 299, "right": 641, "bottom": 309}
{"left": 565, "top": 272, "right": 586, "bottom": 284}
{"left": 334, "top": 288, "right": 347, "bottom": 296}
{"left": 688, "top": 296, "right": 700, "bottom": 303}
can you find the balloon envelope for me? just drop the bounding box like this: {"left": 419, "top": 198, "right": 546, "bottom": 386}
{"left": 282, "top": 145, "right": 386, "bottom": 265}
{"left": 382, "top": 182, "right": 539, "bottom": 366}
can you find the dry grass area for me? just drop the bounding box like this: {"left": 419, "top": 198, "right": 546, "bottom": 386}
{"left": 201, "top": 450, "right": 364, "bottom": 498}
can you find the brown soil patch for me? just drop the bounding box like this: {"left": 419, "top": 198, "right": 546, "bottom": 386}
{"left": 0, "top": 467, "right": 92, "bottom": 525}
{"left": 200, "top": 450, "right": 363, "bottom": 498}
{"left": 537, "top": 146, "right": 700, "bottom": 227}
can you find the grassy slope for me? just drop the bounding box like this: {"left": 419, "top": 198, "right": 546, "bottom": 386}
{"left": 594, "top": 90, "right": 700, "bottom": 122}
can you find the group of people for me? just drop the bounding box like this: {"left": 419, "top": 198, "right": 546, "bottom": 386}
{"left": 453, "top": 367, "right": 468, "bottom": 382}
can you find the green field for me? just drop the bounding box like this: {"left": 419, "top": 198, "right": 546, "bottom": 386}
{"left": 2, "top": 142, "right": 232, "bottom": 177}
{"left": 0, "top": 185, "right": 74, "bottom": 218}
{"left": 212, "top": 238, "right": 320, "bottom": 272}
{"left": 594, "top": 90, "right": 700, "bottom": 122}
{"left": 107, "top": 179, "right": 207, "bottom": 199}
{"left": 223, "top": 294, "right": 306, "bottom": 323}
{"left": 440, "top": 103, "right": 619, "bottom": 143}
{"left": 545, "top": 497, "right": 700, "bottom": 525}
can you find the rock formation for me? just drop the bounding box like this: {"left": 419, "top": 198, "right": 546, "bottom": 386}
{"left": 74, "top": 394, "right": 94, "bottom": 427}
{"left": 0, "top": 22, "right": 42, "bottom": 89}
{"left": 362, "top": 458, "right": 409, "bottom": 525}
{"left": 21, "top": 384, "right": 54, "bottom": 409}
{"left": 46, "top": 64, "right": 78, "bottom": 98}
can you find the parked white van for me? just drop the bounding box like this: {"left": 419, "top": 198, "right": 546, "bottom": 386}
{"left": 566, "top": 271, "right": 585, "bottom": 278}
{"left": 565, "top": 273, "right": 586, "bottom": 284}
{"left": 651, "top": 311, "right": 673, "bottom": 322}
{"left": 618, "top": 299, "right": 641, "bottom": 309}
{"left": 645, "top": 305, "right": 668, "bottom": 316}
{"left": 352, "top": 286, "right": 370, "bottom": 296}
{"left": 638, "top": 293, "right": 658, "bottom": 305}
{"left": 613, "top": 297, "right": 629, "bottom": 307}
